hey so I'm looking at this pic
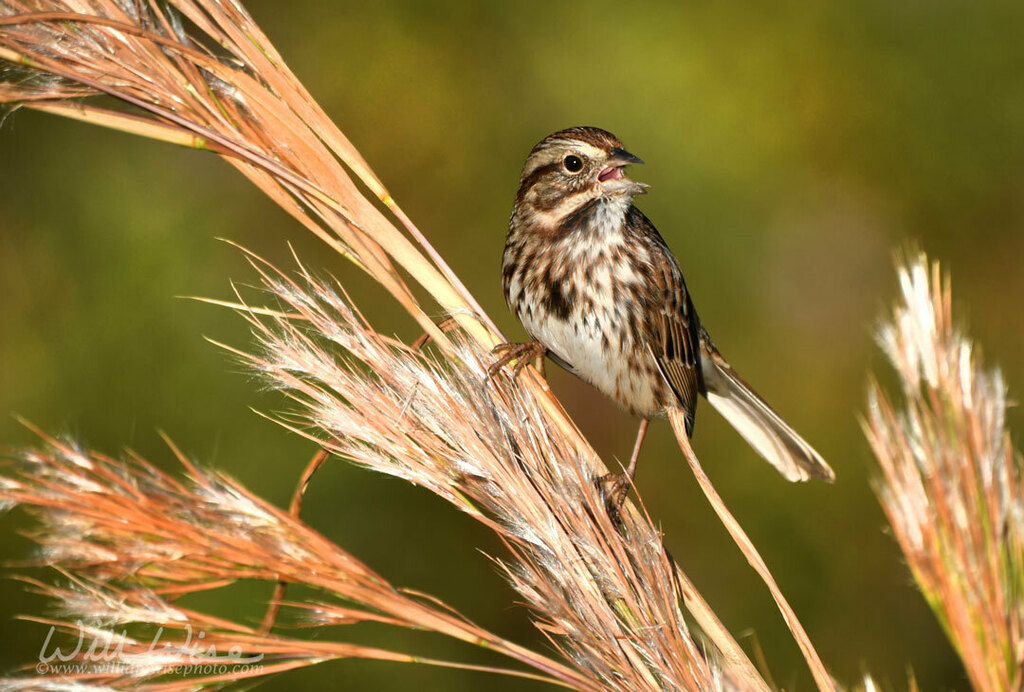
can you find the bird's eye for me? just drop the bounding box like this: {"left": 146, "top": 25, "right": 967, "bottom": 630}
{"left": 563, "top": 154, "right": 584, "bottom": 173}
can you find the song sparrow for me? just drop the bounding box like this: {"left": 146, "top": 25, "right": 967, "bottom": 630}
{"left": 493, "top": 126, "right": 834, "bottom": 504}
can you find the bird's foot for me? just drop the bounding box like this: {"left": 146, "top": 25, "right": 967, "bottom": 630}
{"left": 486, "top": 341, "right": 547, "bottom": 381}
{"left": 597, "top": 418, "right": 647, "bottom": 517}
{"left": 597, "top": 471, "right": 633, "bottom": 516}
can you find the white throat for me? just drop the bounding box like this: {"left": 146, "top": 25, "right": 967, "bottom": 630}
{"left": 588, "top": 195, "right": 632, "bottom": 236}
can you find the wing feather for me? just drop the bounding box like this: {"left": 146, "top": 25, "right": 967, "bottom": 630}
{"left": 629, "top": 208, "right": 702, "bottom": 434}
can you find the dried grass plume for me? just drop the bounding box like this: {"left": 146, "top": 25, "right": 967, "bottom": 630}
{"left": 866, "top": 253, "right": 1024, "bottom": 692}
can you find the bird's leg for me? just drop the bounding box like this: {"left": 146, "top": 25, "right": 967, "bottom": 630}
{"left": 601, "top": 418, "right": 650, "bottom": 511}
{"left": 487, "top": 340, "right": 548, "bottom": 380}
{"left": 623, "top": 417, "right": 650, "bottom": 483}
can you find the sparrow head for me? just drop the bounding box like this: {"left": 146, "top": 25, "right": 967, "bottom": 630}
{"left": 516, "top": 127, "right": 647, "bottom": 211}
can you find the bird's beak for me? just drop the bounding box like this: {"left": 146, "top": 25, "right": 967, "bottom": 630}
{"left": 607, "top": 147, "right": 644, "bottom": 167}
{"left": 597, "top": 147, "right": 648, "bottom": 195}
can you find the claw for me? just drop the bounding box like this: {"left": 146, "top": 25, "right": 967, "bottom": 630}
{"left": 487, "top": 341, "right": 547, "bottom": 381}
{"left": 511, "top": 354, "right": 534, "bottom": 378}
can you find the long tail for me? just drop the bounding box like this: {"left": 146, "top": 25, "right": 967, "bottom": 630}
{"left": 700, "top": 343, "right": 835, "bottom": 483}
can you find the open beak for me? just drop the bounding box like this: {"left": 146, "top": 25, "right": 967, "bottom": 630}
{"left": 597, "top": 147, "right": 647, "bottom": 194}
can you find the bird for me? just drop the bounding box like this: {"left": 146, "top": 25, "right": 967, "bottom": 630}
{"left": 491, "top": 126, "right": 834, "bottom": 506}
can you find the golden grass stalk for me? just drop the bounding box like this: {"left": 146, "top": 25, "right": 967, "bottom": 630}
{"left": 668, "top": 411, "right": 831, "bottom": 690}
{"left": 0, "top": 427, "right": 592, "bottom": 689}
{"left": 0, "top": 0, "right": 834, "bottom": 688}
{"left": 865, "top": 253, "right": 1024, "bottom": 692}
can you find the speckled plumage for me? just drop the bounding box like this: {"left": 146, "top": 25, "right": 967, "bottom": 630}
{"left": 504, "top": 197, "right": 701, "bottom": 423}
{"left": 498, "top": 127, "right": 835, "bottom": 485}
{"left": 502, "top": 127, "right": 702, "bottom": 432}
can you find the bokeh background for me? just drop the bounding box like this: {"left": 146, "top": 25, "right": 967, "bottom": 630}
{"left": 1, "top": 0, "right": 1021, "bottom": 689}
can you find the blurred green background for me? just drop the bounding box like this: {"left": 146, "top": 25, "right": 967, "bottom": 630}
{"left": 1, "top": 0, "right": 1021, "bottom": 689}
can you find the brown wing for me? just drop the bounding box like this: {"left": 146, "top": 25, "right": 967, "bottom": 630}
{"left": 627, "top": 207, "right": 702, "bottom": 435}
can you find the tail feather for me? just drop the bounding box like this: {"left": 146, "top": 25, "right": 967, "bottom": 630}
{"left": 700, "top": 348, "right": 834, "bottom": 483}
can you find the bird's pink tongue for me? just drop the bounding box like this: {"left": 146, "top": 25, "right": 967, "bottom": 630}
{"left": 598, "top": 166, "right": 623, "bottom": 182}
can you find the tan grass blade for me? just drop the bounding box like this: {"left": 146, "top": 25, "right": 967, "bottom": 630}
{"left": 668, "top": 409, "right": 835, "bottom": 691}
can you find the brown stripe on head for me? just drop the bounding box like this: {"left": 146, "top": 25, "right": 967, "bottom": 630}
{"left": 534, "top": 127, "right": 623, "bottom": 154}
{"left": 517, "top": 161, "right": 562, "bottom": 200}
